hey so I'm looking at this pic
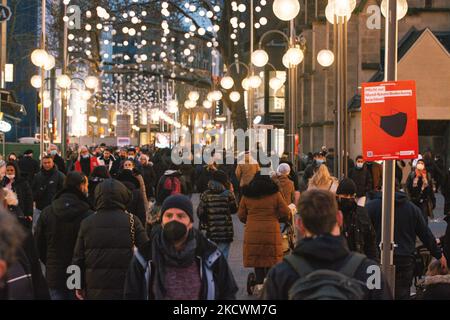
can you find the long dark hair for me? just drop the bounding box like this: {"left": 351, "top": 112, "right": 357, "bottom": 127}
{"left": 64, "top": 171, "right": 87, "bottom": 190}
{"left": 90, "top": 165, "right": 111, "bottom": 179}
{"left": 6, "top": 161, "right": 21, "bottom": 179}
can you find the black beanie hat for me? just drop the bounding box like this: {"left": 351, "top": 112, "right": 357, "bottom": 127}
{"left": 336, "top": 178, "right": 357, "bottom": 196}
{"left": 160, "top": 194, "right": 194, "bottom": 222}
{"left": 212, "top": 170, "right": 229, "bottom": 186}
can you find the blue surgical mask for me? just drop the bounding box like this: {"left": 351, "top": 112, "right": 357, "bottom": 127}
{"left": 50, "top": 150, "right": 57, "bottom": 156}
{"left": 316, "top": 159, "right": 324, "bottom": 165}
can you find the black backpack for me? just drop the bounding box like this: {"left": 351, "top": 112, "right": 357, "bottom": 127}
{"left": 284, "top": 252, "right": 367, "bottom": 300}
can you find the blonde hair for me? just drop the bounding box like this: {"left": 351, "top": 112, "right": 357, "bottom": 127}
{"left": 309, "top": 164, "right": 334, "bottom": 189}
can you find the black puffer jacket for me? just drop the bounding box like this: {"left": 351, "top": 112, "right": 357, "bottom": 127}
{"left": 197, "top": 180, "right": 238, "bottom": 243}
{"left": 35, "top": 188, "right": 93, "bottom": 289}
{"left": 341, "top": 204, "right": 379, "bottom": 261}
{"left": 141, "top": 164, "right": 156, "bottom": 198}
{"left": 2, "top": 177, "right": 33, "bottom": 217}
{"left": 32, "top": 166, "right": 65, "bottom": 211}
{"left": 18, "top": 156, "right": 40, "bottom": 184}
{"left": 72, "top": 179, "right": 148, "bottom": 300}
{"left": 261, "top": 235, "right": 393, "bottom": 300}
{"left": 348, "top": 166, "right": 373, "bottom": 197}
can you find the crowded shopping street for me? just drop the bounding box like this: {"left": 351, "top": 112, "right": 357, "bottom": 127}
{"left": 1, "top": 0, "right": 450, "bottom": 310}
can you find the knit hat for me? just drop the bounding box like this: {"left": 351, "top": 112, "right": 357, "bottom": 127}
{"left": 336, "top": 178, "right": 357, "bottom": 196}
{"left": 160, "top": 194, "right": 194, "bottom": 222}
{"left": 277, "top": 163, "right": 291, "bottom": 175}
{"left": 24, "top": 149, "right": 33, "bottom": 155}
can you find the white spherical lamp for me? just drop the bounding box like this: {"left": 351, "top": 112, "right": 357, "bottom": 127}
{"left": 188, "top": 91, "right": 200, "bottom": 102}
{"left": 203, "top": 100, "right": 213, "bottom": 109}
{"left": 168, "top": 100, "right": 179, "bottom": 113}
{"left": 88, "top": 116, "right": 98, "bottom": 123}
{"left": 31, "top": 49, "right": 49, "bottom": 67}
{"left": 317, "top": 49, "right": 335, "bottom": 67}
{"left": 43, "top": 54, "right": 55, "bottom": 71}
{"left": 381, "top": 0, "right": 408, "bottom": 20}
{"left": 220, "top": 76, "right": 234, "bottom": 90}
{"left": 229, "top": 91, "right": 241, "bottom": 102}
{"left": 269, "top": 77, "right": 284, "bottom": 91}
{"left": 85, "top": 76, "right": 99, "bottom": 89}
{"left": 286, "top": 47, "right": 304, "bottom": 66}
{"left": 30, "top": 75, "right": 42, "bottom": 89}
{"left": 248, "top": 75, "right": 262, "bottom": 89}
{"left": 212, "top": 90, "right": 223, "bottom": 101}
{"left": 273, "top": 0, "right": 300, "bottom": 21}
{"left": 251, "top": 49, "right": 269, "bottom": 67}
{"left": 241, "top": 78, "right": 250, "bottom": 90}
{"left": 57, "top": 74, "right": 72, "bottom": 89}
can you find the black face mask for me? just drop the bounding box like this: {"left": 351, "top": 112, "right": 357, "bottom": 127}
{"left": 337, "top": 198, "right": 357, "bottom": 213}
{"left": 163, "top": 220, "right": 188, "bottom": 243}
{"left": 379, "top": 112, "right": 407, "bottom": 137}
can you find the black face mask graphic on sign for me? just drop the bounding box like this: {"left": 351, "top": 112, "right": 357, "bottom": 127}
{"left": 371, "top": 111, "right": 407, "bottom": 138}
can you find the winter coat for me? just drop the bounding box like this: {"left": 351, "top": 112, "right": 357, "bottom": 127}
{"left": 97, "top": 155, "right": 120, "bottom": 176}
{"left": 35, "top": 188, "right": 93, "bottom": 289}
{"left": 32, "top": 166, "right": 65, "bottom": 211}
{"left": 348, "top": 165, "right": 373, "bottom": 197}
{"left": 366, "top": 192, "right": 442, "bottom": 259}
{"left": 370, "top": 162, "right": 383, "bottom": 191}
{"left": 341, "top": 205, "right": 379, "bottom": 261}
{"left": 238, "top": 175, "right": 290, "bottom": 268}
{"left": 272, "top": 174, "right": 295, "bottom": 204}
{"left": 72, "top": 179, "right": 148, "bottom": 300}
{"left": 87, "top": 176, "right": 107, "bottom": 208}
{"left": 155, "top": 170, "right": 183, "bottom": 205}
{"left": 53, "top": 154, "right": 67, "bottom": 174}
{"left": 141, "top": 164, "right": 157, "bottom": 198}
{"left": 197, "top": 180, "right": 238, "bottom": 244}
{"left": 6, "top": 218, "right": 50, "bottom": 300}
{"left": 74, "top": 156, "right": 99, "bottom": 177}
{"left": 235, "top": 154, "right": 260, "bottom": 187}
{"left": 417, "top": 275, "right": 450, "bottom": 300}
{"left": 123, "top": 226, "right": 238, "bottom": 300}
{"left": 279, "top": 159, "right": 299, "bottom": 191}
{"left": 116, "top": 169, "right": 141, "bottom": 190}
{"left": 18, "top": 156, "right": 40, "bottom": 184}
{"left": 406, "top": 171, "right": 436, "bottom": 220}
{"left": 1, "top": 176, "right": 33, "bottom": 217}
{"left": 261, "top": 234, "right": 393, "bottom": 300}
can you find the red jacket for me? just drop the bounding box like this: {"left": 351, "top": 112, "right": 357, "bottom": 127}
{"left": 75, "top": 156, "right": 99, "bottom": 175}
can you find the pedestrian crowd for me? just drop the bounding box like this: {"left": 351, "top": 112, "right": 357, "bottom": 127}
{"left": 0, "top": 143, "right": 449, "bottom": 300}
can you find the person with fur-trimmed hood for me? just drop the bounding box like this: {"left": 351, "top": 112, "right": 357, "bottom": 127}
{"left": 416, "top": 259, "right": 450, "bottom": 300}
{"left": 124, "top": 194, "right": 238, "bottom": 300}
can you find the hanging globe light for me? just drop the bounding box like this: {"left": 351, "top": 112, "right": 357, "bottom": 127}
{"left": 269, "top": 77, "right": 284, "bottom": 91}
{"left": 229, "top": 91, "right": 241, "bottom": 102}
{"left": 248, "top": 75, "right": 262, "bottom": 89}
{"left": 251, "top": 49, "right": 269, "bottom": 67}
{"left": 212, "top": 90, "right": 223, "bottom": 101}
{"left": 285, "top": 46, "right": 304, "bottom": 66}
{"left": 88, "top": 116, "right": 98, "bottom": 123}
{"left": 317, "top": 49, "right": 335, "bottom": 67}
{"left": 168, "top": 100, "right": 179, "bottom": 113}
{"left": 188, "top": 91, "right": 200, "bottom": 101}
{"left": 30, "top": 75, "right": 42, "bottom": 88}
{"left": 203, "top": 100, "right": 213, "bottom": 109}
{"left": 43, "top": 54, "right": 55, "bottom": 71}
{"left": 220, "top": 76, "right": 234, "bottom": 90}
{"left": 57, "top": 74, "right": 72, "bottom": 89}
{"left": 81, "top": 90, "right": 92, "bottom": 100}
{"left": 31, "top": 49, "right": 49, "bottom": 67}
{"left": 325, "top": 1, "right": 352, "bottom": 24}
{"left": 381, "top": 0, "right": 408, "bottom": 20}
{"left": 282, "top": 53, "right": 291, "bottom": 68}
{"left": 100, "top": 118, "right": 109, "bottom": 125}
{"left": 241, "top": 78, "right": 250, "bottom": 91}
{"left": 85, "top": 76, "right": 99, "bottom": 89}
{"left": 272, "top": 0, "right": 300, "bottom": 21}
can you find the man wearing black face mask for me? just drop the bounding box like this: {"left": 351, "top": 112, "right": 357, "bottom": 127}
{"left": 336, "top": 178, "right": 378, "bottom": 261}
{"left": 124, "top": 194, "right": 238, "bottom": 300}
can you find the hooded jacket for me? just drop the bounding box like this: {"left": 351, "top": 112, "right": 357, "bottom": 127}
{"left": 261, "top": 234, "right": 392, "bottom": 300}
{"left": 272, "top": 174, "right": 295, "bottom": 204}
{"left": 72, "top": 179, "right": 148, "bottom": 300}
{"left": 366, "top": 192, "right": 442, "bottom": 259}
{"left": 348, "top": 165, "right": 373, "bottom": 197}
{"left": 123, "top": 226, "right": 238, "bottom": 300}
{"left": 35, "top": 188, "right": 93, "bottom": 289}
{"left": 238, "top": 174, "right": 290, "bottom": 268}
{"left": 32, "top": 166, "right": 65, "bottom": 210}
{"left": 197, "top": 180, "right": 238, "bottom": 243}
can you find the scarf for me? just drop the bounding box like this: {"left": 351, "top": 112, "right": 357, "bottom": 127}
{"left": 413, "top": 169, "right": 428, "bottom": 191}
{"left": 151, "top": 228, "right": 197, "bottom": 300}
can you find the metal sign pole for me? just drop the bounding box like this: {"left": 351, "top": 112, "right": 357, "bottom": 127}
{"left": 381, "top": 0, "right": 398, "bottom": 297}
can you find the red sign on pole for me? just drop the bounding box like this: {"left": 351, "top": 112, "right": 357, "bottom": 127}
{"left": 361, "top": 80, "right": 419, "bottom": 161}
